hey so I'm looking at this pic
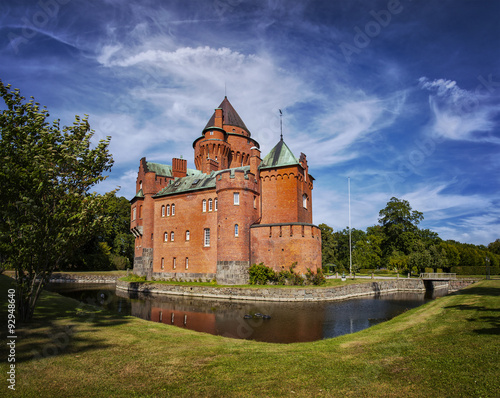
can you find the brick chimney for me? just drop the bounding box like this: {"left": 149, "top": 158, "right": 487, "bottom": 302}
{"left": 172, "top": 157, "right": 187, "bottom": 178}
{"left": 214, "top": 108, "right": 223, "bottom": 128}
{"left": 250, "top": 146, "right": 261, "bottom": 177}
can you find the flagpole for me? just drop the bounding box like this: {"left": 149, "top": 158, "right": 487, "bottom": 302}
{"left": 349, "top": 177, "right": 352, "bottom": 277}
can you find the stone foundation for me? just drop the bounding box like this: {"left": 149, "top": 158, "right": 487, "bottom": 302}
{"left": 216, "top": 261, "right": 250, "bottom": 285}
{"left": 151, "top": 272, "right": 216, "bottom": 283}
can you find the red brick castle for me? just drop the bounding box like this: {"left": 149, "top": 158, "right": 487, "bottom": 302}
{"left": 130, "top": 97, "right": 321, "bottom": 284}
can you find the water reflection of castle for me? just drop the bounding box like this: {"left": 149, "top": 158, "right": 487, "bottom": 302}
{"left": 116, "top": 290, "right": 324, "bottom": 343}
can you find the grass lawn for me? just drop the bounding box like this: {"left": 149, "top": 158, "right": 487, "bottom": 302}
{"left": 1, "top": 274, "right": 498, "bottom": 397}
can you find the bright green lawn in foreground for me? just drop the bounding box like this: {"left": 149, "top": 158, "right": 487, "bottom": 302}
{"left": 0, "top": 275, "right": 498, "bottom": 397}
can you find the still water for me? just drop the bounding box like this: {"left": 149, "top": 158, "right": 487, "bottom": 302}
{"left": 47, "top": 283, "right": 447, "bottom": 343}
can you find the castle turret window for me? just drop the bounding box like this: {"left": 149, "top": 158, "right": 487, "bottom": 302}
{"left": 234, "top": 224, "right": 239, "bottom": 237}
{"left": 173, "top": 257, "right": 176, "bottom": 269}
{"left": 161, "top": 205, "right": 165, "bottom": 217}
{"left": 214, "top": 198, "right": 218, "bottom": 211}
{"left": 170, "top": 232, "right": 174, "bottom": 242}
{"left": 171, "top": 204, "right": 175, "bottom": 215}
{"left": 208, "top": 199, "right": 213, "bottom": 211}
{"left": 167, "top": 205, "right": 170, "bottom": 216}
{"left": 161, "top": 257, "right": 164, "bottom": 270}
{"left": 303, "top": 194, "right": 308, "bottom": 209}
{"left": 202, "top": 199, "right": 207, "bottom": 212}
{"left": 132, "top": 207, "right": 136, "bottom": 221}
{"left": 164, "top": 232, "right": 168, "bottom": 242}
{"left": 186, "top": 230, "right": 190, "bottom": 241}
{"left": 234, "top": 192, "right": 239, "bottom": 205}
{"left": 185, "top": 257, "right": 189, "bottom": 269}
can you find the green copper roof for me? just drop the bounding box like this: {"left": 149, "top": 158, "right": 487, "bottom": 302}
{"left": 134, "top": 189, "right": 144, "bottom": 198}
{"left": 154, "top": 166, "right": 251, "bottom": 197}
{"left": 260, "top": 139, "right": 300, "bottom": 169}
{"left": 145, "top": 162, "right": 201, "bottom": 178}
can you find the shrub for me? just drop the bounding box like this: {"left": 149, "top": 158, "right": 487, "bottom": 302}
{"left": 424, "top": 267, "right": 434, "bottom": 274}
{"left": 249, "top": 263, "right": 277, "bottom": 285}
{"left": 306, "top": 267, "right": 326, "bottom": 285}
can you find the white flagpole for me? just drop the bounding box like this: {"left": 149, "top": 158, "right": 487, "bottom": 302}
{"left": 349, "top": 177, "right": 352, "bottom": 277}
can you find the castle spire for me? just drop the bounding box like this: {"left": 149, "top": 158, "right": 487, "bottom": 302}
{"left": 279, "top": 109, "right": 283, "bottom": 141}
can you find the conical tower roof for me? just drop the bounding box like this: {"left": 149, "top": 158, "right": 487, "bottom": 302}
{"left": 260, "top": 138, "right": 300, "bottom": 169}
{"left": 204, "top": 97, "right": 250, "bottom": 134}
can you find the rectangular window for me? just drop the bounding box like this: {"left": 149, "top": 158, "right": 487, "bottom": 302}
{"left": 132, "top": 207, "right": 136, "bottom": 221}
{"left": 204, "top": 228, "right": 210, "bottom": 247}
{"left": 208, "top": 199, "right": 213, "bottom": 212}
{"left": 186, "top": 230, "right": 190, "bottom": 241}
{"left": 253, "top": 195, "right": 257, "bottom": 209}
{"left": 202, "top": 199, "right": 207, "bottom": 212}
{"left": 170, "top": 231, "right": 174, "bottom": 242}
{"left": 164, "top": 232, "right": 168, "bottom": 242}
{"left": 234, "top": 192, "right": 239, "bottom": 205}
{"left": 214, "top": 198, "right": 218, "bottom": 211}
{"left": 161, "top": 257, "right": 164, "bottom": 270}
{"left": 185, "top": 257, "right": 189, "bottom": 269}
{"left": 173, "top": 257, "right": 176, "bottom": 269}
{"left": 235, "top": 224, "right": 239, "bottom": 237}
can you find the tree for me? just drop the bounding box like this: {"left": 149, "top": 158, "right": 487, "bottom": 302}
{"left": 319, "top": 223, "right": 336, "bottom": 269}
{"left": 378, "top": 197, "right": 424, "bottom": 256}
{"left": 488, "top": 239, "right": 500, "bottom": 255}
{"left": 0, "top": 81, "right": 114, "bottom": 321}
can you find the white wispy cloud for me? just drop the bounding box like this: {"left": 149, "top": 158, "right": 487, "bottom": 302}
{"left": 419, "top": 77, "right": 500, "bottom": 143}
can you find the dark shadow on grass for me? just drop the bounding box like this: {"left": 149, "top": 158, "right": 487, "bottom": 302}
{"left": 450, "top": 286, "right": 500, "bottom": 297}
{"left": 0, "top": 275, "right": 133, "bottom": 365}
{"left": 445, "top": 283, "right": 500, "bottom": 335}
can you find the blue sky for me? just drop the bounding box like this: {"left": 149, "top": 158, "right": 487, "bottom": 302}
{"left": 1, "top": 0, "right": 499, "bottom": 245}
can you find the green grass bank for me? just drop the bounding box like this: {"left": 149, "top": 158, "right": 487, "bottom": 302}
{"left": 1, "top": 275, "right": 498, "bottom": 397}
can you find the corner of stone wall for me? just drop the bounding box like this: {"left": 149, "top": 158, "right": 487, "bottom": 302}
{"left": 216, "top": 261, "right": 250, "bottom": 285}
{"left": 133, "top": 248, "right": 154, "bottom": 278}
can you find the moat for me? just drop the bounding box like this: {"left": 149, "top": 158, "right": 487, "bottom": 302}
{"left": 48, "top": 283, "right": 448, "bottom": 343}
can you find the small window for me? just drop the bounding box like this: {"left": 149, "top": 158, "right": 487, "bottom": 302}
{"left": 210, "top": 131, "right": 214, "bottom": 135}
{"left": 208, "top": 198, "right": 213, "bottom": 212}
{"left": 170, "top": 232, "right": 174, "bottom": 242}
{"left": 214, "top": 198, "right": 218, "bottom": 211}
{"left": 167, "top": 205, "right": 170, "bottom": 216}
{"left": 204, "top": 228, "right": 210, "bottom": 247}
{"left": 253, "top": 195, "right": 257, "bottom": 209}
{"left": 303, "top": 194, "right": 308, "bottom": 209}
{"left": 173, "top": 257, "right": 176, "bottom": 269}
{"left": 139, "top": 205, "right": 143, "bottom": 218}
{"left": 171, "top": 203, "right": 175, "bottom": 215}
{"left": 139, "top": 181, "right": 143, "bottom": 190}
{"left": 234, "top": 192, "right": 239, "bottom": 205}
{"left": 161, "top": 205, "right": 165, "bottom": 217}
{"left": 185, "top": 257, "right": 189, "bottom": 269}
{"left": 164, "top": 232, "right": 168, "bottom": 242}
{"left": 151, "top": 233, "right": 153, "bottom": 241}
{"left": 186, "top": 230, "right": 190, "bottom": 241}
{"left": 161, "top": 257, "right": 164, "bottom": 270}
{"left": 234, "top": 224, "right": 239, "bottom": 237}
{"left": 132, "top": 207, "right": 136, "bottom": 221}
{"left": 202, "top": 199, "right": 207, "bottom": 212}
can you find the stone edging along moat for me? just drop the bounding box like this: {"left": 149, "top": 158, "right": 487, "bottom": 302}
{"left": 115, "top": 278, "right": 477, "bottom": 303}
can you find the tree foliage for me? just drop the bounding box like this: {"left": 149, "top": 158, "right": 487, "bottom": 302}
{"left": 0, "top": 80, "right": 114, "bottom": 321}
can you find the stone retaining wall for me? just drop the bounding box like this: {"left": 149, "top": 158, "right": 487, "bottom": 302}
{"left": 48, "top": 273, "right": 121, "bottom": 284}
{"left": 116, "top": 278, "right": 459, "bottom": 302}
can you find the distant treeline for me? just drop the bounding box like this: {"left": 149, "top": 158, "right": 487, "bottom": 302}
{"left": 320, "top": 197, "right": 500, "bottom": 276}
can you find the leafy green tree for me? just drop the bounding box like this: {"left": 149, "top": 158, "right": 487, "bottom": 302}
{"left": 0, "top": 81, "right": 114, "bottom": 321}
{"left": 319, "top": 223, "right": 336, "bottom": 268}
{"left": 488, "top": 239, "right": 500, "bottom": 255}
{"left": 378, "top": 197, "right": 424, "bottom": 256}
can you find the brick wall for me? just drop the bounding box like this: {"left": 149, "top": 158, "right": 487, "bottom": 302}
{"left": 250, "top": 223, "right": 322, "bottom": 274}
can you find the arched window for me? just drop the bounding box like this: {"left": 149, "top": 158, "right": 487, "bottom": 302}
{"left": 164, "top": 232, "right": 168, "bottom": 242}
{"left": 234, "top": 224, "right": 239, "bottom": 237}
{"left": 166, "top": 205, "right": 170, "bottom": 216}
{"left": 202, "top": 199, "right": 207, "bottom": 212}
{"left": 161, "top": 205, "right": 165, "bottom": 217}
{"left": 171, "top": 203, "right": 175, "bottom": 215}
{"left": 170, "top": 231, "right": 174, "bottom": 242}
{"left": 208, "top": 198, "right": 213, "bottom": 212}
{"left": 214, "top": 198, "right": 218, "bottom": 211}
{"left": 186, "top": 230, "right": 190, "bottom": 241}
{"left": 185, "top": 257, "right": 189, "bottom": 269}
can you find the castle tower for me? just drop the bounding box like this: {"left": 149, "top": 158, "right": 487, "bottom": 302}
{"left": 193, "top": 97, "right": 259, "bottom": 171}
